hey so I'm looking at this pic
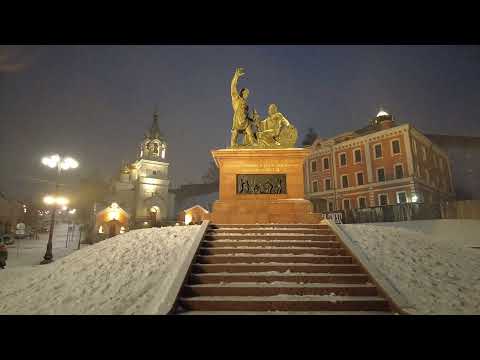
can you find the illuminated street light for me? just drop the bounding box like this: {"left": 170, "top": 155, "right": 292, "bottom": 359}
{"left": 40, "top": 153, "right": 79, "bottom": 264}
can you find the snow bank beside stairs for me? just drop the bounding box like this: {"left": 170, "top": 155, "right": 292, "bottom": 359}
{"left": 0, "top": 225, "right": 202, "bottom": 315}
{"left": 340, "top": 220, "right": 480, "bottom": 314}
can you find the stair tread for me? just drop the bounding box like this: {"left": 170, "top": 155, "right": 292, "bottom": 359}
{"left": 187, "top": 283, "right": 374, "bottom": 288}
{"left": 200, "top": 246, "right": 337, "bottom": 250}
{"left": 194, "top": 272, "right": 366, "bottom": 276}
{"left": 180, "top": 295, "right": 387, "bottom": 301}
{"left": 194, "top": 263, "right": 358, "bottom": 267}
{"left": 179, "top": 311, "right": 393, "bottom": 315}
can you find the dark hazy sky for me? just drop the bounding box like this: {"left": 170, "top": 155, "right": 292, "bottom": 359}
{"left": 1, "top": 45, "right": 479, "bottom": 199}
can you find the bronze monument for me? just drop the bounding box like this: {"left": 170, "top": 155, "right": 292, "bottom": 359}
{"left": 230, "top": 68, "right": 298, "bottom": 149}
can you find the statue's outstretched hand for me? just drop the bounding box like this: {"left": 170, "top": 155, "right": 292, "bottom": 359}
{"left": 235, "top": 67, "right": 245, "bottom": 77}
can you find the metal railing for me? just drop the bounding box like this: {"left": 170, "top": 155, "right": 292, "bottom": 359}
{"left": 322, "top": 203, "right": 443, "bottom": 224}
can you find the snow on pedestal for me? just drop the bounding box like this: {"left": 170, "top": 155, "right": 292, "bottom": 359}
{"left": 0, "top": 225, "right": 201, "bottom": 315}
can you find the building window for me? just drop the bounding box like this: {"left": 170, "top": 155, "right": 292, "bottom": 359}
{"left": 396, "top": 191, "right": 407, "bottom": 204}
{"left": 311, "top": 160, "right": 317, "bottom": 172}
{"left": 392, "top": 140, "right": 401, "bottom": 155}
{"left": 377, "top": 168, "right": 385, "bottom": 182}
{"left": 354, "top": 149, "right": 362, "bottom": 163}
{"left": 339, "top": 153, "right": 347, "bottom": 167}
{"left": 378, "top": 194, "right": 388, "bottom": 206}
{"left": 328, "top": 201, "right": 334, "bottom": 212}
{"left": 152, "top": 170, "right": 158, "bottom": 176}
{"left": 323, "top": 157, "right": 330, "bottom": 170}
{"left": 325, "top": 178, "right": 332, "bottom": 191}
{"left": 341, "top": 175, "right": 349, "bottom": 188}
{"left": 356, "top": 172, "right": 364, "bottom": 186}
{"left": 312, "top": 180, "right": 319, "bottom": 193}
{"left": 374, "top": 144, "right": 383, "bottom": 159}
{"left": 395, "top": 164, "right": 404, "bottom": 179}
{"left": 343, "top": 199, "right": 351, "bottom": 210}
{"left": 358, "top": 197, "right": 367, "bottom": 209}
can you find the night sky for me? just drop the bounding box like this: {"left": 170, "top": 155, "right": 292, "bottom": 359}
{"left": 1, "top": 45, "right": 479, "bottom": 199}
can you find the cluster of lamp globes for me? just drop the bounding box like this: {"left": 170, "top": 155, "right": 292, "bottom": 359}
{"left": 41, "top": 154, "right": 79, "bottom": 170}
{"left": 41, "top": 154, "right": 79, "bottom": 210}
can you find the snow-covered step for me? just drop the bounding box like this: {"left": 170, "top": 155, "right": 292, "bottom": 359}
{"left": 179, "top": 295, "right": 390, "bottom": 312}
{"left": 210, "top": 224, "right": 330, "bottom": 230}
{"left": 196, "top": 255, "right": 353, "bottom": 264}
{"left": 207, "top": 228, "right": 333, "bottom": 235}
{"left": 202, "top": 240, "right": 342, "bottom": 248}
{"left": 189, "top": 273, "right": 370, "bottom": 284}
{"left": 179, "top": 311, "right": 393, "bottom": 315}
{"left": 204, "top": 234, "right": 337, "bottom": 241}
{"left": 183, "top": 283, "right": 378, "bottom": 297}
{"left": 192, "top": 263, "right": 363, "bottom": 274}
{"left": 199, "top": 247, "right": 347, "bottom": 256}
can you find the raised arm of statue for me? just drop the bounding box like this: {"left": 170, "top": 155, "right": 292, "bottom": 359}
{"left": 231, "top": 67, "right": 245, "bottom": 104}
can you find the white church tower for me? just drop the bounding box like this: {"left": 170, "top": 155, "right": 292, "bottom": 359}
{"left": 113, "top": 110, "right": 175, "bottom": 227}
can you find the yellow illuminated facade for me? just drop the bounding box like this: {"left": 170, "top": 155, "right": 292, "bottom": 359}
{"left": 109, "top": 110, "right": 175, "bottom": 227}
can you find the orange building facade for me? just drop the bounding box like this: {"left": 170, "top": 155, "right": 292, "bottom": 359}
{"left": 305, "top": 111, "right": 455, "bottom": 212}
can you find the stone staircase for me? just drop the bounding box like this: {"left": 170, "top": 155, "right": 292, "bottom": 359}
{"left": 175, "top": 224, "right": 395, "bottom": 314}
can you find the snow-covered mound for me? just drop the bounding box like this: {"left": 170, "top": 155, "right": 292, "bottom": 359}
{"left": 340, "top": 220, "right": 480, "bottom": 314}
{"left": 0, "top": 225, "right": 201, "bottom": 315}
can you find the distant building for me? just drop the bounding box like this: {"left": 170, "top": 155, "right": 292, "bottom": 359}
{"left": 425, "top": 134, "right": 480, "bottom": 200}
{"left": 109, "top": 111, "right": 175, "bottom": 227}
{"left": 305, "top": 110, "right": 455, "bottom": 212}
{"left": 0, "top": 192, "right": 25, "bottom": 234}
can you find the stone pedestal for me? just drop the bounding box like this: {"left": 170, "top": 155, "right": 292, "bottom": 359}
{"left": 208, "top": 148, "right": 322, "bottom": 224}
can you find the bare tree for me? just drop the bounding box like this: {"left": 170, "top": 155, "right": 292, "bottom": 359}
{"left": 202, "top": 160, "right": 219, "bottom": 184}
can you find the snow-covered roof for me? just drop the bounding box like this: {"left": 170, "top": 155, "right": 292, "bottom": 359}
{"left": 183, "top": 205, "right": 209, "bottom": 214}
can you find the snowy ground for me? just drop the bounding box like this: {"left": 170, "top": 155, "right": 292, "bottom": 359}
{"left": 5, "top": 223, "right": 84, "bottom": 268}
{"left": 340, "top": 220, "right": 480, "bottom": 315}
{"left": 0, "top": 225, "right": 201, "bottom": 315}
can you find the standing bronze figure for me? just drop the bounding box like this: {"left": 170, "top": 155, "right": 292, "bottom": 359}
{"left": 230, "top": 67, "right": 256, "bottom": 147}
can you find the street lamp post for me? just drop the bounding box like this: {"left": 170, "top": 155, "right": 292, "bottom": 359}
{"left": 40, "top": 154, "right": 78, "bottom": 264}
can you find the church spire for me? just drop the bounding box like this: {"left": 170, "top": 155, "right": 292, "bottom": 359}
{"left": 148, "top": 108, "right": 165, "bottom": 140}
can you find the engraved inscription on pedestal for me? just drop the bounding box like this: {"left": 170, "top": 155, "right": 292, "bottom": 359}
{"left": 237, "top": 174, "right": 287, "bottom": 194}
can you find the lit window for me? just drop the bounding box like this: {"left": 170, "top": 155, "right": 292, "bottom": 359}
{"left": 396, "top": 192, "right": 407, "bottom": 204}
{"left": 98, "top": 225, "right": 104, "bottom": 234}
{"left": 161, "top": 149, "right": 166, "bottom": 159}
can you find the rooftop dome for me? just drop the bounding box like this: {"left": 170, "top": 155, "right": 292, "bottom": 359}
{"left": 376, "top": 110, "right": 389, "bottom": 117}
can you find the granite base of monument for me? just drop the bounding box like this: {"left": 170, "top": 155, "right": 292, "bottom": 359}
{"left": 207, "top": 148, "right": 322, "bottom": 224}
